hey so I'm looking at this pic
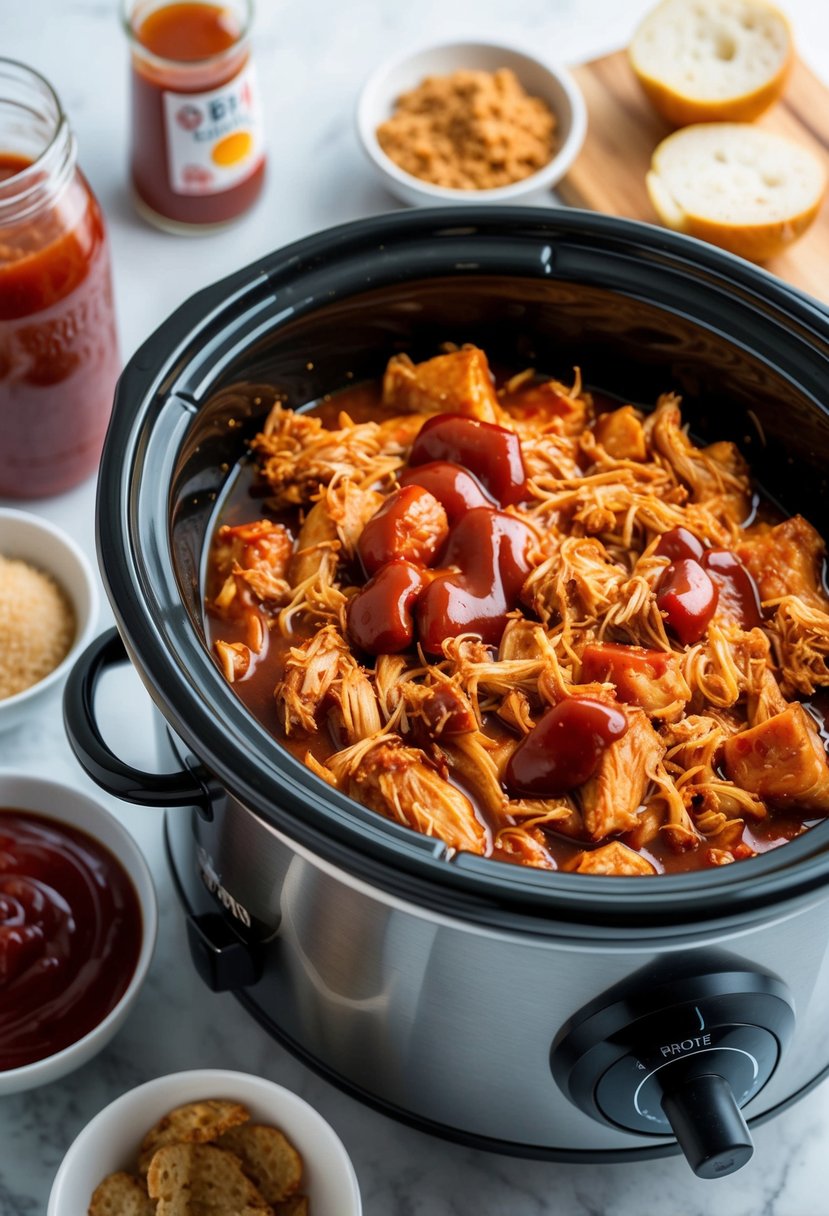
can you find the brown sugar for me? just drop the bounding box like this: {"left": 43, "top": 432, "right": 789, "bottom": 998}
{"left": 376, "top": 67, "right": 557, "bottom": 190}
{"left": 0, "top": 554, "right": 75, "bottom": 699}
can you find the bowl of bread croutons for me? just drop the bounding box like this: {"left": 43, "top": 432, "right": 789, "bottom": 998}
{"left": 48, "top": 1070, "right": 361, "bottom": 1216}
{"left": 630, "top": 0, "right": 826, "bottom": 260}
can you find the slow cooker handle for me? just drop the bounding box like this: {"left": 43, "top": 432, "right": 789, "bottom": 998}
{"left": 64, "top": 628, "right": 209, "bottom": 808}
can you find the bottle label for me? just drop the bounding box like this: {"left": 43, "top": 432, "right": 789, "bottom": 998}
{"left": 162, "top": 61, "right": 264, "bottom": 196}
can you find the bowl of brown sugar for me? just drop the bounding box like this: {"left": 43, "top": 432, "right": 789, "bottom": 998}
{"left": 356, "top": 39, "right": 587, "bottom": 206}
{"left": 0, "top": 509, "right": 98, "bottom": 734}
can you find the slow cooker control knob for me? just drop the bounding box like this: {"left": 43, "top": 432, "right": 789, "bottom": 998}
{"left": 550, "top": 969, "right": 795, "bottom": 1178}
{"left": 661, "top": 1072, "right": 753, "bottom": 1178}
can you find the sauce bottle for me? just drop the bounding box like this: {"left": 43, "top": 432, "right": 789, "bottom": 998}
{"left": 124, "top": 0, "right": 266, "bottom": 232}
{"left": 0, "top": 60, "right": 120, "bottom": 499}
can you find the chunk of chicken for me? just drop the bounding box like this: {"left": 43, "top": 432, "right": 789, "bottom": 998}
{"left": 382, "top": 346, "right": 500, "bottom": 422}
{"left": 593, "top": 406, "right": 648, "bottom": 462}
{"left": 736, "top": 516, "right": 829, "bottom": 613}
{"left": 580, "top": 642, "right": 690, "bottom": 720}
{"left": 564, "top": 841, "right": 656, "bottom": 876}
{"left": 722, "top": 704, "right": 829, "bottom": 813}
{"left": 289, "top": 480, "right": 383, "bottom": 586}
{"left": 275, "top": 627, "right": 346, "bottom": 733}
{"left": 443, "top": 731, "right": 510, "bottom": 820}
{"left": 275, "top": 625, "right": 378, "bottom": 743}
{"left": 326, "top": 735, "right": 488, "bottom": 855}
{"left": 493, "top": 825, "right": 555, "bottom": 869}
{"left": 579, "top": 713, "right": 664, "bottom": 839}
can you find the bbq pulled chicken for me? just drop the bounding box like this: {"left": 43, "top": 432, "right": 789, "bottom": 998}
{"left": 205, "top": 345, "right": 829, "bottom": 876}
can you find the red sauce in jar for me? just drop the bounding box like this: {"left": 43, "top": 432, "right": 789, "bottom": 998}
{"left": 0, "top": 155, "right": 120, "bottom": 498}
{"left": 0, "top": 810, "right": 142, "bottom": 1071}
{"left": 128, "top": 1, "right": 266, "bottom": 228}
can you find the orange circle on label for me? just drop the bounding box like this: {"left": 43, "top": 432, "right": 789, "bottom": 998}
{"left": 211, "top": 131, "right": 253, "bottom": 167}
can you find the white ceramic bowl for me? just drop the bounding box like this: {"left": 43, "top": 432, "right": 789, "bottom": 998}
{"left": 49, "top": 1069, "right": 362, "bottom": 1216}
{"left": 0, "top": 508, "right": 98, "bottom": 734}
{"left": 0, "top": 772, "right": 156, "bottom": 1095}
{"left": 356, "top": 39, "right": 587, "bottom": 206}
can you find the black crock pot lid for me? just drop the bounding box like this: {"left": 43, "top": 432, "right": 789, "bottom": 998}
{"left": 98, "top": 205, "right": 829, "bottom": 932}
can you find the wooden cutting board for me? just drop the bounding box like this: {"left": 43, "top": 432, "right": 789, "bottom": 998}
{"left": 558, "top": 50, "right": 829, "bottom": 305}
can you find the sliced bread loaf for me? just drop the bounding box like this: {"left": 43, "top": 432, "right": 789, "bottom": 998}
{"left": 630, "top": 0, "right": 792, "bottom": 125}
{"left": 646, "top": 122, "right": 825, "bottom": 260}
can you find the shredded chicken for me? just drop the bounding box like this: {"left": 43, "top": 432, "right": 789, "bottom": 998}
{"left": 253, "top": 406, "right": 423, "bottom": 507}
{"left": 205, "top": 347, "right": 829, "bottom": 878}
{"left": 767, "top": 596, "right": 829, "bottom": 697}
{"left": 326, "top": 734, "right": 488, "bottom": 855}
{"left": 646, "top": 394, "right": 750, "bottom": 525}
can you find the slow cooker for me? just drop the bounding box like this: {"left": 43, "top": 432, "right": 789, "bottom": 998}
{"left": 65, "top": 208, "right": 829, "bottom": 1179}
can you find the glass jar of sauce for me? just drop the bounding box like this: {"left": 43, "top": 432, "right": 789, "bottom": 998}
{"left": 124, "top": 0, "right": 266, "bottom": 233}
{"left": 0, "top": 60, "right": 120, "bottom": 499}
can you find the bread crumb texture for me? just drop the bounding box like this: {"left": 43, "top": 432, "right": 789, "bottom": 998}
{"left": 647, "top": 123, "right": 826, "bottom": 260}
{"left": 376, "top": 68, "right": 557, "bottom": 190}
{"left": 630, "top": 0, "right": 792, "bottom": 124}
{"left": 0, "top": 553, "right": 75, "bottom": 699}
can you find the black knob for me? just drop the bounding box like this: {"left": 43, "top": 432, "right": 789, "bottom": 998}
{"left": 661, "top": 1073, "right": 753, "bottom": 1179}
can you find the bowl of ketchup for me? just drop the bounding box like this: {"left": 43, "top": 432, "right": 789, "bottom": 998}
{"left": 0, "top": 772, "right": 156, "bottom": 1095}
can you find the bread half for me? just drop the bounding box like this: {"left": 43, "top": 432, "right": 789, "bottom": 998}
{"left": 646, "top": 123, "right": 826, "bottom": 261}
{"left": 630, "top": 0, "right": 793, "bottom": 125}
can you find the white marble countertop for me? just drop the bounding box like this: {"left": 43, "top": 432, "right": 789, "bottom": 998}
{"left": 2, "top": 1, "right": 829, "bottom": 1212}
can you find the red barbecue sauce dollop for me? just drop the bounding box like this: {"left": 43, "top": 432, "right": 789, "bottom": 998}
{"left": 505, "top": 698, "right": 629, "bottom": 798}
{"left": 347, "top": 415, "right": 534, "bottom": 656}
{"left": 408, "top": 414, "right": 529, "bottom": 506}
{"left": 0, "top": 810, "right": 142, "bottom": 1071}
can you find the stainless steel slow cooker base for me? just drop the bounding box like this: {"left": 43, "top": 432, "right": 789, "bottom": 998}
{"left": 160, "top": 720, "right": 829, "bottom": 1163}
{"left": 65, "top": 208, "right": 829, "bottom": 1176}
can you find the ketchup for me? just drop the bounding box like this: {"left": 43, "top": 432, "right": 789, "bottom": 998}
{"left": 505, "top": 698, "right": 628, "bottom": 798}
{"left": 0, "top": 810, "right": 142, "bottom": 1071}
{"left": 127, "top": 1, "right": 266, "bottom": 230}
{"left": 0, "top": 72, "right": 120, "bottom": 498}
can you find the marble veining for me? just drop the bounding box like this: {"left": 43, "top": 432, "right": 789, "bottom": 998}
{"left": 2, "top": 0, "right": 829, "bottom": 1212}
